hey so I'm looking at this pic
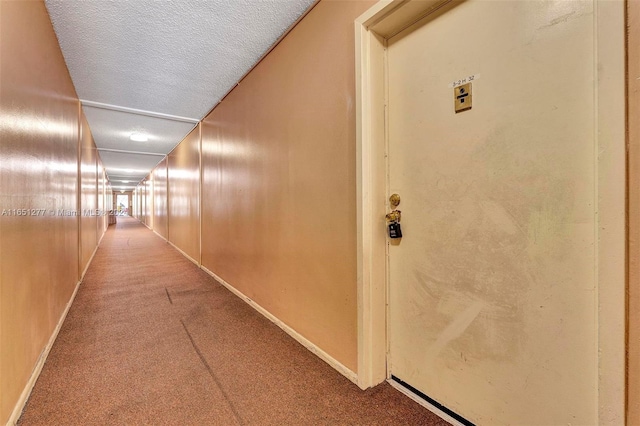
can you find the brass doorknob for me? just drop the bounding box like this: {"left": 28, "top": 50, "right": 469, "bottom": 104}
{"left": 389, "top": 193, "right": 401, "bottom": 208}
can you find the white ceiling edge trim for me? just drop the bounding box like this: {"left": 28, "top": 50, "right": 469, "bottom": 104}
{"left": 81, "top": 100, "right": 199, "bottom": 124}
{"left": 98, "top": 148, "right": 166, "bottom": 156}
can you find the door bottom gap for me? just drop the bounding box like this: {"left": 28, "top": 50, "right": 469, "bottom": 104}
{"left": 389, "top": 375, "right": 475, "bottom": 426}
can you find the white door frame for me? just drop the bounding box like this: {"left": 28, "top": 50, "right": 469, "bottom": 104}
{"left": 354, "top": 1, "right": 626, "bottom": 423}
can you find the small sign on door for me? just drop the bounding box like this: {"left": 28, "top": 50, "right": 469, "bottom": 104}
{"left": 454, "top": 83, "right": 472, "bottom": 113}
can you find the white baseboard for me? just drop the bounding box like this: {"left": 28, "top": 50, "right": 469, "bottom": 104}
{"left": 6, "top": 279, "right": 82, "bottom": 426}
{"left": 167, "top": 240, "right": 199, "bottom": 266}
{"left": 98, "top": 224, "right": 107, "bottom": 245}
{"left": 387, "top": 379, "right": 466, "bottom": 426}
{"left": 80, "top": 244, "right": 99, "bottom": 282}
{"left": 152, "top": 229, "right": 168, "bottom": 242}
{"left": 199, "top": 265, "right": 358, "bottom": 385}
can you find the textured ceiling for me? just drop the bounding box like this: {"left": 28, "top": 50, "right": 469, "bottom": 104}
{"left": 45, "top": 0, "right": 316, "bottom": 190}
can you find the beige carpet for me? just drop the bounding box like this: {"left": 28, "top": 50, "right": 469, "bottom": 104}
{"left": 18, "top": 216, "right": 450, "bottom": 425}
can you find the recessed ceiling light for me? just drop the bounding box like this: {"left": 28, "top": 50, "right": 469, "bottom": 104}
{"left": 130, "top": 132, "right": 148, "bottom": 142}
{"left": 122, "top": 180, "right": 130, "bottom": 183}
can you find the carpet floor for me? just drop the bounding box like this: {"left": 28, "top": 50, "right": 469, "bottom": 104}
{"left": 18, "top": 216, "right": 450, "bottom": 425}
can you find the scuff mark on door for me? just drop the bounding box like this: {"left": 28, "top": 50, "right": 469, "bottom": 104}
{"left": 426, "top": 299, "right": 486, "bottom": 361}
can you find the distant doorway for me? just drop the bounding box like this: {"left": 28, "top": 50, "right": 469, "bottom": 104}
{"left": 116, "top": 194, "right": 129, "bottom": 216}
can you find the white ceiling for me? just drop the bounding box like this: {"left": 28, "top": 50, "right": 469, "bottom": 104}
{"left": 45, "top": 0, "right": 316, "bottom": 191}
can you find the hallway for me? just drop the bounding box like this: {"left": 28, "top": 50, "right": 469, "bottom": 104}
{"left": 17, "top": 217, "right": 447, "bottom": 425}
{"left": 2, "top": 0, "right": 637, "bottom": 424}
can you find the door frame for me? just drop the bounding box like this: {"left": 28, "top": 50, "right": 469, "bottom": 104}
{"left": 627, "top": 0, "right": 640, "bottom": 422}
{"left": 354, "top": 1, "right": 626, "bottom": 423}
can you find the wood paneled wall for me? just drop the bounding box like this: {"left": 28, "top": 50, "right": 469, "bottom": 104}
{"left": 198, "top": 0, "right": 376, "bottom": 372}
{"left": 80, "top": 113, "right": 98, "bottom": 274}
{"left": 145, "top": 176, "right": 153, "bottom": 229}
{"left": 168, "top": 126, "right": 200, "bottom": 263}
{"left": 153, "top": 158, "right": 168, "bottom": 239}
{"left": 0, "top": 1, "right": 109, "bottom": 422}
{"left": 99, "top": 163, "right": 108, "bottom": 234}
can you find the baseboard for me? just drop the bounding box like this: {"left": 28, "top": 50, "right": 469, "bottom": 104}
{"left": 199, "top": 265, "right": 359, "bottom": 385}
{"left": 98, "top": 224, "right": 107, "bottom": 245}
{"left": 152, "top": 229, "right": 168, "bottom": 242}
{"left": 167, "top": 240, "right": 199, "bottom": 266}
{"left": 80, "top": 243, "right": 100, "bottom": 282}
{"left": 6, "top": 279, "right": 82, "bottom": 426}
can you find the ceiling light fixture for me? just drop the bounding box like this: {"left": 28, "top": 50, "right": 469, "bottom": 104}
{"left": 129, "top": 132, "right": 148, "bottom": 142}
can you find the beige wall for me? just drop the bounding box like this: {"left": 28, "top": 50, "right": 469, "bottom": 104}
{"left": 628, "top": 0, "right": 640, "bottom": 423}
{"left": 143, "top": 180, "right": 148, "bottom": 224}
{"left": 168, "top": 126, "right": 200, "bottom": 263}
{"left": 153, "top": 159, "right": 168, "bottom": 239}
{"left": 138, "top": 187, "right": 142, "bottom": 218}
{"left": 105, "top": 184, "right": 113, "bottom": 224}
{"left": 200, "top": 0, "right": 374, "bottom": 371}
{"left": 98, "top": 164, "right": 108, "bottom": 233}
{"left": 0, "top": 1, "right": 107, "bottom": 422}
{"left": 144, "top": 175, "right": 153, "bottom": 228}
{"left": 0, "top": 1, "right": 78, "bottom": 422}
{"left": 134, "top": 187, "right": 139, "bottom": 218}
{"left": 80, "top": 114, "right": 98, "bottom": 273}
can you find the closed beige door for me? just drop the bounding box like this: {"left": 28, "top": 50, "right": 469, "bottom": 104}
{"left": 387, "top": 1, "right": 597, "bottom": 424}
